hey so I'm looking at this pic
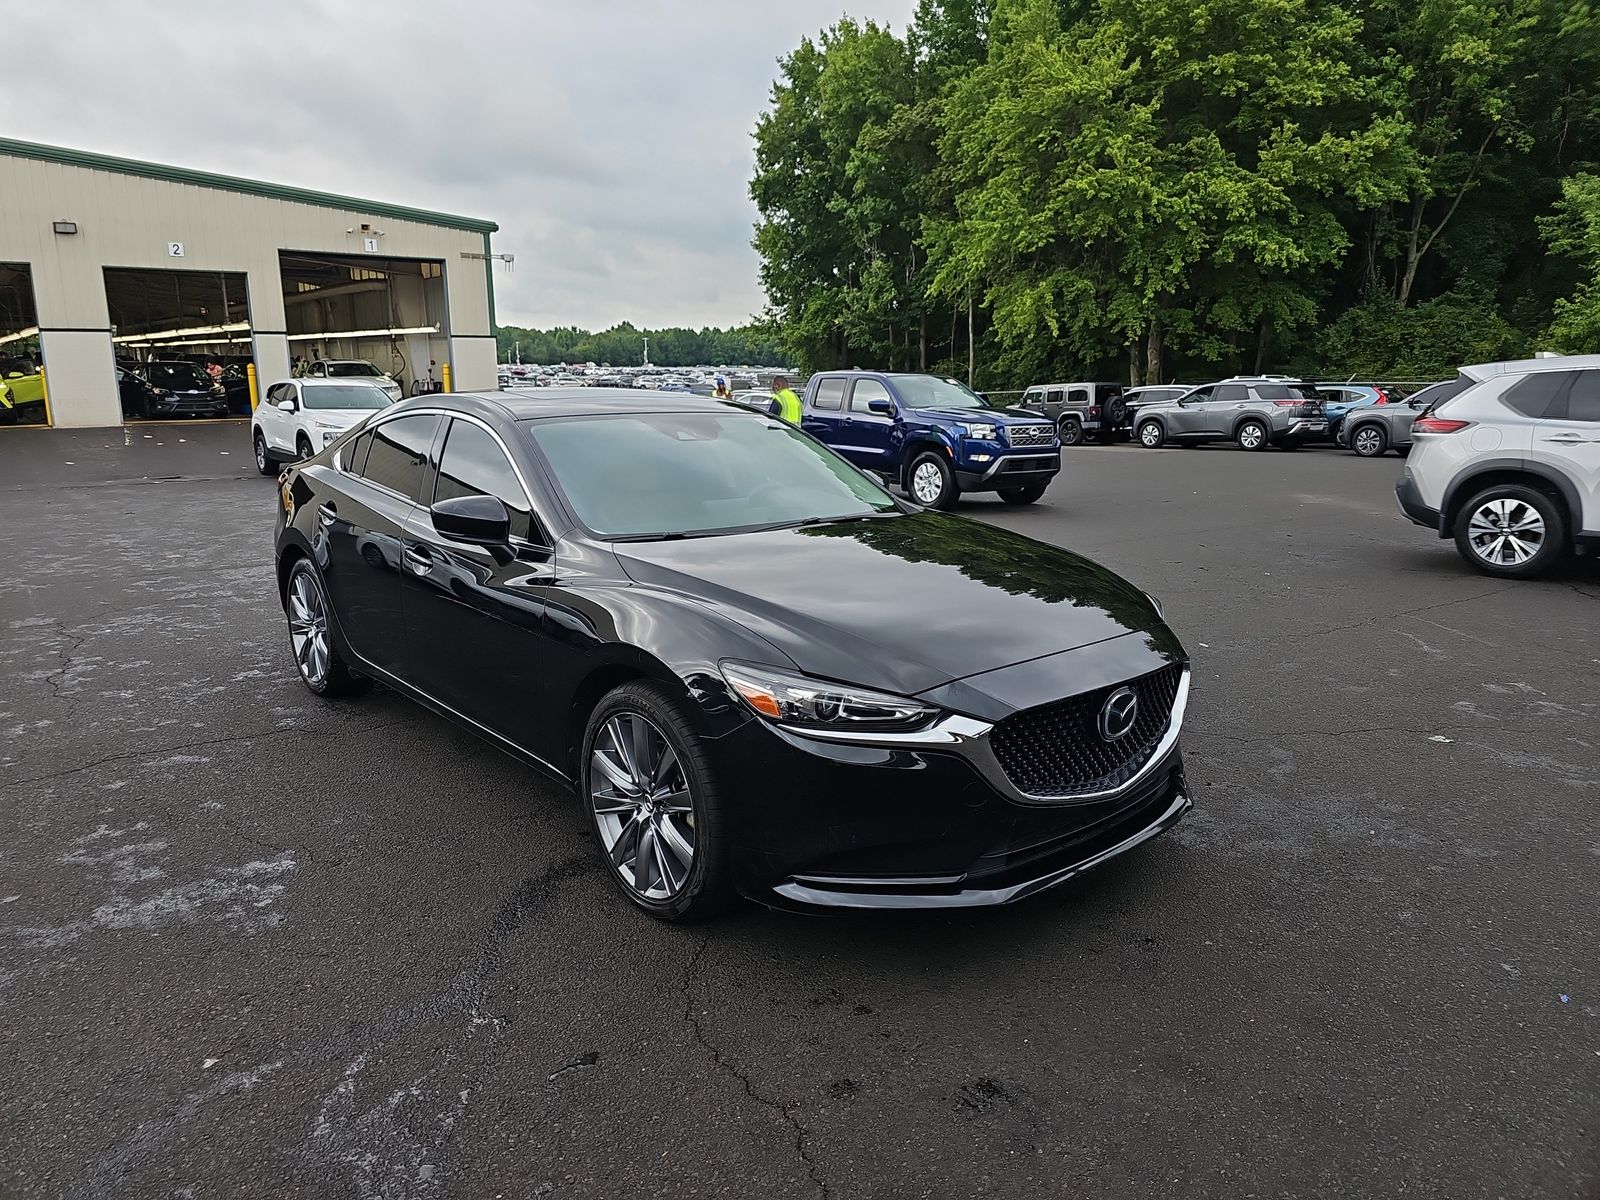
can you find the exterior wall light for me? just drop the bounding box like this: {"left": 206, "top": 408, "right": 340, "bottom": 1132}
{"left": 53, "top": 220, "right": 78, "bottom": 235}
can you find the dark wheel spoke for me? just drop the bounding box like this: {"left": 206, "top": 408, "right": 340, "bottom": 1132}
{"left": 588, "top": 706, "right": 699, "bottom": 903}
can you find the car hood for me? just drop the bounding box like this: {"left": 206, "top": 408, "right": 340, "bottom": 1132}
{"left": 910, "top": 406, "right": 1048, "bottom": 425}
{"left": 612, "top": 511, "right": 1181, "bottom": 696}
{"left": 307, "top": 408, "right": 381, "bottom": 424}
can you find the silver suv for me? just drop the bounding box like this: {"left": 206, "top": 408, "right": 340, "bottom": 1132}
{"left": 1133, "top": 377, "right": 1328, "bottom": 450}
{"left": 1398, "top": 356, "right": 1600, "bottom": 578}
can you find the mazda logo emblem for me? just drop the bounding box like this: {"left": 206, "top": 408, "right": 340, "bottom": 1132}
{"left": 1098, "top": 687, "right": 1139, "bottom": 742}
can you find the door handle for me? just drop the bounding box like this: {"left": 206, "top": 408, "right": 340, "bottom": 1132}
{"left": 316, "top": 503, "right": 337, "bottom": 528}
{"left": 403, "top": 544, "right": 433, "bottom": 576}
{"left": 1544, "top": 433, "right": 1590, "bottom": 444}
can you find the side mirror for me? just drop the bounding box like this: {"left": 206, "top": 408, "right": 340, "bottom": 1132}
{"left": 431, "top": 494, "right": 510, "bottom": 546}
{"left": 276, "top": 398, "right": 297, "bottom": 412}
{"left": 866, "top": 398, "right": 893, "bottom": 416}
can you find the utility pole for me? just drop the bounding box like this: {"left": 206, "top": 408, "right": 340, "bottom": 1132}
{"left": 642, "top": 336, "right": 650, "bottom": 366}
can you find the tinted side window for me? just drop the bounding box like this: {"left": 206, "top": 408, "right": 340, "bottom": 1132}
{"left": 345, "top": 430, "right": 374, "bottom": 476}
{"left": 434, "top": 419, "right": 536, "bottom": 541}
{"left": 360, "top": 414, "right": 440, "bottom": 501}
{"left": 813, "top": 378, "right": 845, "bottom": 410}
{"left": 1503, "top": 370, "right": 1577, "bottom": 419}
{"left": 850, "top": 379, "right": 892, "bottom": 412}
{"left": 1564, "top": 370, "right": 1600, "bottom": 422}
{"left": 1046, "top": 388, "right": 1064, "bottom": 404}
{"left": 1067, "top": 388, "right": 1089, "bottom": 404}
{"left": 1213, "top": 384, "right": 1248, "bottom": 402}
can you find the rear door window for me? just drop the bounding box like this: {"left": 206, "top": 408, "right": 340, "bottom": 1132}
{"left": 1046, "top": 388, "right": 1064, "bottom": 405}
{"left": 1503, "top": 370, "right": 1577, "bottom": 419}
{"left": 1067, "top": 388, "right": 1089, "bottom": 405}
{"left": 1213, "top": 384, "right": 1249, "bottom": 403}
{"left": 812, "top": 378, "right": 845, "bottom": 411}
{"left": 360, "top": 413, "right": 441, "bottom": 501}
{"left": 1564, "top": 370, "right": 1600, "bottom": 422}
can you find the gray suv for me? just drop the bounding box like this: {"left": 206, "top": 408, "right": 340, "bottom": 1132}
{"left": 1336, "top": 381, "right": 1453, "bottom": 457}
{"left": 1019, "top": 381, "right": 1128, "bottom": 445}
{"left": 1133, "top": 377, "right": 1328, "bottom": 450}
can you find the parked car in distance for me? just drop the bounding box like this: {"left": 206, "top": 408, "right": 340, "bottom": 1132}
{"left": 1018, "top": 381, "right": 1128, "bottom": 445}
{"left": 802, "top": 371, "right": 1060, "bottom": 508}
{"left": 1316, "top": 384, "right": 1390, "bottom": 437}
{"left": 1337, "top": 381, "right": 1449, "bottom": 457}
{"left": 273, "top": 389, "right": 1192, "bottom": 920}
{"left": 0, "top": 355, "right": 46, "bottom": 423}
{"left": 252, "top": 378, "right": 394, "bottom": 473}
{"left": 1133, "top": 377, "right": 1327, "bottom": 450}
{"left": 1397, "top": 355, "right": 1600, "bottom": 578}
{"left": 131, "top": 360, "right": 228, "bottom": 418}
{"left": 304, "top": 359, "right": 404, "bottom": 402}
{"left": 1123, "top": 385, "right": 1189, "bottom": 417}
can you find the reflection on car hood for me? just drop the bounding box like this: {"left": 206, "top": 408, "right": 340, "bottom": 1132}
{"left": 309, "top": 408, "right": 380, "bottom": 424}
{"left": 613, "top": 511, "right": 1180, "bottom": 696}
{"left": 913, "top": 406, "right": 1048, "bottom": 424}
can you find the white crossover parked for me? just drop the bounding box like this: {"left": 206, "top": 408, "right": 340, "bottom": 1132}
{"left": 1397, "top": 354, "right": 1600, "bottom": 578}
{"left": 252, "top": 378, "right": 395, "bottom": 474}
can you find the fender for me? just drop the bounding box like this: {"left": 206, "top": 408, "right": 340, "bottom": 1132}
{"left": 1441, "top": 457, "right": 1585, "bottom": 532}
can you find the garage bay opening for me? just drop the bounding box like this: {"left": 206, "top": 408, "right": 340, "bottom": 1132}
{"left": 104, "top": 267, "right": 253, "bottom": 421}
{"left": 0, "top": 263, "right": 46, "bottom": 427}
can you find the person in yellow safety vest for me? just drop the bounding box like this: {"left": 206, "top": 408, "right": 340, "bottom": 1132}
{"left": 712, "top": 375, "right": 732, "bottom": 400}
{"left": 769, "top": 375, "right": 802, "bottom": 425}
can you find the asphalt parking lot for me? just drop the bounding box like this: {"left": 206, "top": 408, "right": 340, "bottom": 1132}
{"left": 2, "top": 422, "right": 1597, "bottom": 1199}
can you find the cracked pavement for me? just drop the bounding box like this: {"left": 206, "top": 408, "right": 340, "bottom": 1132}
{"left": 2, "top": 425, "right": 1597, "bottom": 1199}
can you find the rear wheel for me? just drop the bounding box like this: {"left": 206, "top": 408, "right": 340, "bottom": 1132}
{"left": 998, "top": 483, "right": 1047, "bottom": 505}
{"left": 284, "top": 560, "right": 368, "bottom": 697}
{"left": 1137, "top": 419, "right": 1165, "bottom": 449}
{"left": 908, "top": 452, "right": 958, "bottom": 509}
{"left": 1350, "top": 423, "right": 1387, "bottom": 457}
{"left": 1057, "top": 418, "right": 1084, "bottom": 447}
{"left": 1453, "top": 484, "right": 1567, "bottom": 579}
{"left": 1236, "top": 420, "right": 1268, "bottom": 451}
{"left": 582, "top": 682, "right": 735, "bottom": 922}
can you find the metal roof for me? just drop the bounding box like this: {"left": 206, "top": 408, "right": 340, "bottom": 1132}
{"left": 0, "top": 137, "right": 498, "bottom": 234}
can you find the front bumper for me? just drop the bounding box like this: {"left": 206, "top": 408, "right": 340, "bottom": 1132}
{"left": 1395, "top": 472, "right": 1443, "bottom": 534}
{"left": 953, "top": 451, "right": 1061, "bottom": 492}
{"left": 714, "top": 669, "right": 1191, "bottom": 911}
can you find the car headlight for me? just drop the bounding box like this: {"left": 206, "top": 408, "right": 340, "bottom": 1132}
{"left": 960, "top": 422, "right": 999, "bottom": 440}
{"left": 720, "top": 662, "right": 935, "bottom": 731}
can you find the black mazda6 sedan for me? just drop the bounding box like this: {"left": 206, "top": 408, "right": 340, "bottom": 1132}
{"left": 273, "top": 389, "right": 1193, "bottom": 920}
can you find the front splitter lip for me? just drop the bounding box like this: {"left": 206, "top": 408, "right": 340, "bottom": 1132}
{"left": 768, "top": 790, "right": 1191, "bottom": 910}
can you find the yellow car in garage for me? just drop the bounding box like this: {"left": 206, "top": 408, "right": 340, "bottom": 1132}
{"left": 0, "top": 356, "right": 47, "bottom": 424}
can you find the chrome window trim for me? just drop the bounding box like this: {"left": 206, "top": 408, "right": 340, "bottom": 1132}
{"left": 779, "top": 667, "right": 1190, "bottom": 807}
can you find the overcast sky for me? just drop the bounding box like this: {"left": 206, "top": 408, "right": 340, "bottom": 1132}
{"left": 3, "top": 0, "right": 914, "bottom": 331}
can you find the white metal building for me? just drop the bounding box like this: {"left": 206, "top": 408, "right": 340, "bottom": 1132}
{"left": 0, "top": 138, "right": 499, "bottom": 428}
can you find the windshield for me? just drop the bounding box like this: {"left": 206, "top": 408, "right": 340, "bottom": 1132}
{"left": 526, "top": 410, "right": 897, "bottom": 538}
{"left": 325, "top": 361, "right": 383, "bottom": 378}
{"left": 146, "top": 363, "right": 210, "bottom": 390}
{"left": 893, "top": 374, "right": 993, "bottom": 410}
{"left": 302, "top": 384, "right": 393, "bottom": 411}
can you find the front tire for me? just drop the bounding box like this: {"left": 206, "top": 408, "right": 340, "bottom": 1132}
{"left": 1236, "top": 419, "right": 1268, "bottom": 451}
{"left": 582, "top": 682, "right": 735, "bottom": 922}
{"left": 284, "top": 560, "right": 369, "bottom": 697}
{"left": 1137, "top": 419, "right": 1165, "bottom": 449}
{"left": 296, "top": 433, "right": 315, "bottom": 462}
{"left": 908, "top": 452, "right": 958, "bottom": 510}
{"left": 254, "top": 431, "right": 275, "bottom": 475}
{"left": 1453, "top": 484, "right": 1567, "bottom": 579}
{"left": 1350, "top": 423, "right": 1388, "bottom": 457}
{"left": 998, "top": 483, "right": 1047, "bottom": 505}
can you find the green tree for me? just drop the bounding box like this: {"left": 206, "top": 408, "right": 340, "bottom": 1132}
{"left": 1540, "top": 172, "right": 1600, "bottom": 351}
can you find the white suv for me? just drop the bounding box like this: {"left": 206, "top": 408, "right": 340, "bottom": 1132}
{"left": 252, "top": 379, "right": 395, "bottom": 474}
{"left": 1397, "top": 355, "right": 1600, "bottom": 578}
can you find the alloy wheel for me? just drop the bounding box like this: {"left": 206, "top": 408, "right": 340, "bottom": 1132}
{"left": 1467, "top": 498, "right": 1545, "bottom": 567}
{"left": 1353, "top": 427, "right": 1383, "bottom": 456}
{"left": 287, "top": 571, "right": 331, "bottom": 686}
{"left": 1139, "top": 422, "right": 1161, "bottom": 448}
{"left": 589, "top": 712, "right": 696, "bottom": 901}
{"left": 255, "top": 435, "right": 268, "bottom": 471}
{"left": 1238, "top": 423, "right": 1265, "bottom": 450}
{"left": 912, "top": 461, "right": 944, "bottom": 505}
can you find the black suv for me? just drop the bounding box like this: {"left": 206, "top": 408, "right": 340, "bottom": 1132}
{"left": 1019, "top": 381, "right": 1128, "bottom": 445}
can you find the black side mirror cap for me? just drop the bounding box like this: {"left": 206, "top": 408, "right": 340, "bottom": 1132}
{"left": 866, "top": 398, "right": 893, "bottom": 415}
{"left": 431, "top": 494, "right": 511, "bottom": 546}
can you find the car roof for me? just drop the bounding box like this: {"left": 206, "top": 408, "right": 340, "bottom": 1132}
{"left": 1462, "top": 353, "right": 1600, "bottom": 381}
{"left": 295, "top": 376, "right": 387, "bottom": 387}
{"left": 422, "top": 388, "right": 760, "bottom": 421}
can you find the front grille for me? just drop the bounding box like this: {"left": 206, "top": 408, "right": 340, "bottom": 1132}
{"left": 997, "top": 454, "right": 1059, "bottom": 475}
{"left": 1006, "top": 424, "right": 1055, "bottom": 447}
{"left": 989, "top": 664, "right": 1183, "bottom": 798}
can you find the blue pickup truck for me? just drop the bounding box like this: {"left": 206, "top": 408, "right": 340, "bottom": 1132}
{"left": 799, "top": 371, "right": 1061, "bottom": 509}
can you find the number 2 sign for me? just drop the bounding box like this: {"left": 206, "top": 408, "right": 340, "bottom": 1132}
{"left": 167, "top": 242, "right": 185, "bottom": 258}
